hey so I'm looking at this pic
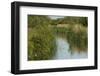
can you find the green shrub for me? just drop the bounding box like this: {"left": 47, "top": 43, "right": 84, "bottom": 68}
{"left": 28, "top": 26, "right": 56, "bottom": 60}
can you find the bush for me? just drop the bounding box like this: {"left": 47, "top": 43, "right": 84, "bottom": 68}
{"left": 28, "top": 26, "right": 56, "bottom": 60}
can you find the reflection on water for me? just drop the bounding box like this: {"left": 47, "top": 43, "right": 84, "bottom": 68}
{"left": 53, "top": 37, "right": 88, "bottom": 59}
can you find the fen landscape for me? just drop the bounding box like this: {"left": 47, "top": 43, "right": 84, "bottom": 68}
{"left": 28, "top": 15, "right": 88, "bottom": 61}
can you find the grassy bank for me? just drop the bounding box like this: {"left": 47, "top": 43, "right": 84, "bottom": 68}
{"left": 28, "top": 26, "right": 57, "bottom": 60}
{"left": 54, "top": 24, "right": 88, "bottom": 52}
{"left": 28, "top": 15, "right": 57, "bottom": 60}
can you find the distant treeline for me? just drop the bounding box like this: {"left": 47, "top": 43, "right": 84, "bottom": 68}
{"left": 28, "top": 15, "right": 88, "bottom": 28}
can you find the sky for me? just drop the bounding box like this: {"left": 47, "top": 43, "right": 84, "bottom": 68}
{"left": 48, "top": 15, "right": 65, "bottom": 20}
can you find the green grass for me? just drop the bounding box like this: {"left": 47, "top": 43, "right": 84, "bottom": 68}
{"left": 28, "top": 26, "right": 56, "bottom": 60}
{"left": 54, "top": 24, "right": 88, "bottom": 52}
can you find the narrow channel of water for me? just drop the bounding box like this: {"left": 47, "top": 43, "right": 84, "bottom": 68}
{"left": 53, "top": 37, "right": 88, "bottom": 60}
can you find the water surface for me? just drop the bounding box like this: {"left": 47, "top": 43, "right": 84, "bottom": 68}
{"left": 53, "top": 37, "right": 88, "bottom": 59}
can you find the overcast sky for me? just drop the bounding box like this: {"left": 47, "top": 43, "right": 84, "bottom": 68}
{"left": 48, "top": 15, "right": 65, "bottom": 20}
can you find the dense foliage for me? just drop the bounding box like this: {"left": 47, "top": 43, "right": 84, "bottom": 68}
{"left": 28, "top": 15, "right": 51, "bottom": 27}
{"left": 28, "top": 15, "right": 56, "bottom": 60}
{"left": 66, "top": 25, "right": 88, "bottom": 51}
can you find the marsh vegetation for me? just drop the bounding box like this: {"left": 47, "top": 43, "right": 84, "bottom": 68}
{"left": 28, "top": 15, "right": 88, "bottom": 60}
